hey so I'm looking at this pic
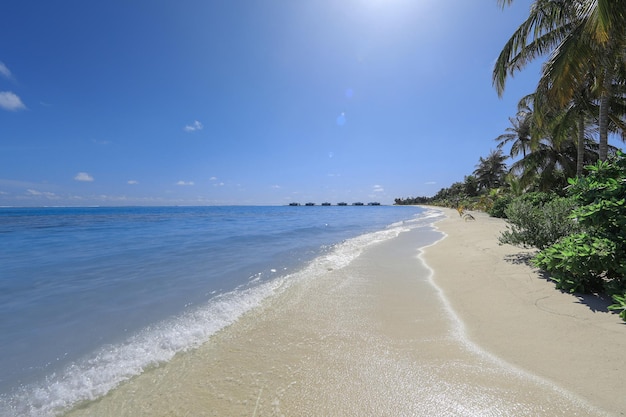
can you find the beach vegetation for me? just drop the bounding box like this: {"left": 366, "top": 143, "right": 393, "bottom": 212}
{"left": 608, "top": 293, "right": 626, "bottom": 321}
{"left": 499, "top": 193, "right": 579, "bottom": 249}
{"left": 473, "top": 150, "right": 509, "bottom": 191}
{"left": 394, "top": 175, "right": 484, "bottom": 209}
{"left": 495, "top": 95, "right": 533, "bottom": 159}
{"left": 533, "top": 153, "right": 626, "bottom": 297}
{"left": 485, "top": 192, "right": 512, "bottom": 218}
{"left": 494, "top": 0, "right": 626, "bottom": 163}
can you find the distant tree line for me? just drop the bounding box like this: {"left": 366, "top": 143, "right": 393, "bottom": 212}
{"left": 394, "top": 150, "right": 508, "bottom": 210}
{"left": 394, "top": 196, "right": 431, "bottom": 205}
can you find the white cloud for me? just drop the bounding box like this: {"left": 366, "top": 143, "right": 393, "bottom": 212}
{"left": 26, "top": 189, "right": 57, "bottom": 198}
{"left": 0, "top": 62, "right": 12, "bottom": 79}
{"left": 184, "top": 120, "right": 203, "bottom": 132}
{"left": 127, "top": 180, "right": 139, "bottom": 185}
{"left": 74, "top": 172, "right": 94, "bottom": 182}
{"left": 176, "top": 180, "right": 194, "bottom": 186}
{"left": 209, "top": 177, "right": 225, "bottom": 186}
{"left": 271, "top": 185, "right": 281, "bottom": 189}
{"left": 92, "top": 139, "right": 112, "bottom": 145}
{"left": 0, "top": 91, "right": 26, "bottom": 111}
{"left": 373, "top": 184, "right": 384, "bottom": 193}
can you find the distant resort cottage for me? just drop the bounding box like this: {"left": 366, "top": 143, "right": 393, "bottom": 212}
{"left": 288, "top": 202, "right": 381, "bottom": 206}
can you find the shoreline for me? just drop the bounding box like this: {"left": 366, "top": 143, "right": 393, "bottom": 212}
{"left": 423, "top": 207, "right": 625, "bottom": 416}
{"left": 61, "top": 209, "right": 623, "bottom": 416}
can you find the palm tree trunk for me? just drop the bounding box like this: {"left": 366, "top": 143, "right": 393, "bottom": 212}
{"left": 598, "top": 63, "right": 614, "bottom": 161}
{"left": 599, "top": 93, "right": 610, "bottom": 161}
{"left": 576, "top": 114, "right": 585, "bottom": 176}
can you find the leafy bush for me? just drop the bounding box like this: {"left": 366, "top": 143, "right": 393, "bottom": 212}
{"left": 609, "top": 293, "right": 626, "bottom": 321}
{"left": 516, "top": 191, "right": 554, "bottom": 207}
{"left": 533, "top": 233, "right": 614, "bottom": 293}
{"left": 498, "top": 195, "right": 579, "bottom": 249}
{"left": 488, "top": 194, "right": 512, "bottom": 218}
{"left": 533, "top": 152, "right": 626, "bottom": 301}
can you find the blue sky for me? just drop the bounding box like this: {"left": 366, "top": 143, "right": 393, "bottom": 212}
{"left": 1, "top": 0, "right": 544, "bottom": 206}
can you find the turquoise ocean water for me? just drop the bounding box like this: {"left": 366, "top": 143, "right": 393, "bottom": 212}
{"left": 0, "top": 205, "right": 441, "bottom": 416}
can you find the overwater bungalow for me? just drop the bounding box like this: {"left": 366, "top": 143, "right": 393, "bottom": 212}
{"left": 321, "top": 202, "right": 331, "bottom": 206}
{"left": 337, "top": 202, "right": 348, "bottom": 206}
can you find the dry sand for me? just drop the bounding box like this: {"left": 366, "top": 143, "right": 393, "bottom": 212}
{"left": 425, "top": 208, "right": 626, "bottom": 416}
{"left": 65, "top": 208, "right": 625, "bottom": 416}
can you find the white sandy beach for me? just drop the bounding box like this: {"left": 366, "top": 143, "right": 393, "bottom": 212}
{"left": 64, "top": 208, "right": 625, "bottom": 416}
{"left": 424, "top": 208, "right": 626, "bottom": 416}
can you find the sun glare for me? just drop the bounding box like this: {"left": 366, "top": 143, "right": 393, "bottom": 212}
{"left": 361, "top": 0, "right": 414, "bottom": 9}
{"left": 356, "top": 0, "right": 432, "bottom": 23}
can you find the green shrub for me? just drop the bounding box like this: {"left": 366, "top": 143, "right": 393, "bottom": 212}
{"left": 608, "top": 293, "right": 626, "bottom": 321}
{"left": 516, "top": 191, "right": 554, "bottom": 207}
{"left": 533, "top": 233, "right": 614, "bottom": 293}
{"left": 498, "top": 195, "right": 579, "bottom": 249}
{"left": 532, "top": 152, "right": 626, "bottom": 307}
{"left": 488, "top": 195, "right": 512, "bottom": 218}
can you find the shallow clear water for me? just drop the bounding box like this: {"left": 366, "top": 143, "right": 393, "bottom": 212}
{"left": 0, "top": 205, "right": 430, "bottom": 416}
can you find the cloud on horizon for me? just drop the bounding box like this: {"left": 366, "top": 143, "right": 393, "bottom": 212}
{"left": 176, "top": 180, "right": 194, "bottom": 186}
{"left": 0, "top": 91, "right": 26, "bottom": 111}
{"left": 127, "top": 180, "right": 139, "bottom": 185}
{"left": 74, "top": 172, "right": 94, "bottom": 182}
{"left": 0, "top": 62, "right": 12, "bottom": 80}
{"left": 26, "top": 189, "right": 58, "bottom": 199}
{"left": 184, "top": 120, "right": 203, "bottom": 132}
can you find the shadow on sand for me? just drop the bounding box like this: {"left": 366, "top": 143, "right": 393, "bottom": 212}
{"left": 504, "top": 252, "right": 621, "bottom": 319}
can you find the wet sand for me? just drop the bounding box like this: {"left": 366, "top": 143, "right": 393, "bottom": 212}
{"left": 64, "top": 210, "right": 623, "bottom": 416}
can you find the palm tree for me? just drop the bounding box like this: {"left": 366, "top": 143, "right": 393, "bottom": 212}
{"left": 495, "top": 109, "right": 533, "bottom": 158}
{"left": 534, "top": 77, "right": 597, "bottom": 177}
{"left": 463, "top": 175, "right": 480, "bottom": 197}
{"left": 509, "top": 134, "right": 599, "bottom": 191}
{"left": 494, "top": 0, "right": 626, "bottom": 161}
{"left": 535, "top": 10, "right": 626, "bottom": 162}
{"left": 493, "top": 0, "right": 581, "bottom": 96}
{"left": 473, "top": 150, "right": 508, "bottom": 191}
